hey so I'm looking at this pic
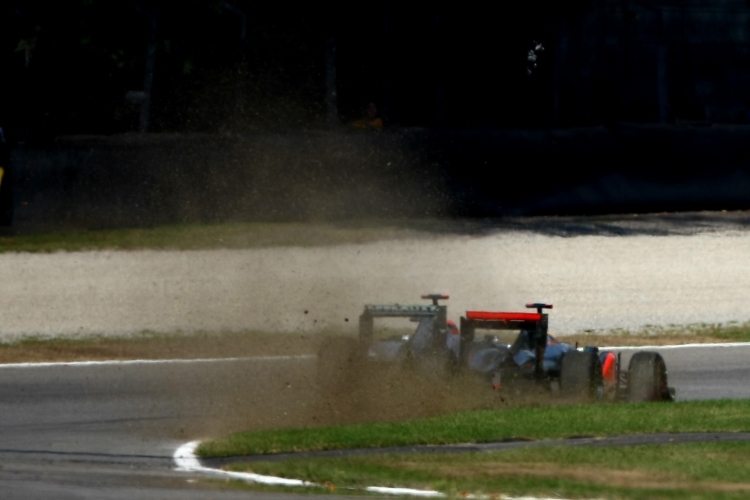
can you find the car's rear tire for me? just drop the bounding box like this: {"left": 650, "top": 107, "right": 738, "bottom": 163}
{"left": 628, "top": 351, "right": 669, "bottom": 402}
{"left": 316, "top": 337, "right": 367, "bottom": 396}
{"left": 560, "top": 350, "right": 603, "bottom": 400}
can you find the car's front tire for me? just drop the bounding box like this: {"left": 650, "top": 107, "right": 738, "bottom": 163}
{"left": 628, "top": 351, "right": 670, "bottom": 402}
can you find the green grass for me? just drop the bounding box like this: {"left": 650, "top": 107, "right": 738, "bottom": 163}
{"left": 7, "top": 320, "right": 746, "bottom": 364}
{"left": 226, "top": 442, "right": 750, "bottom": 499}
{"left": 198, "top": 399, "right": 750, "bottom": 458}
{"left": 706, "top": 324, "right": 750, "bottom": 342}
{"left": 561, "top": 321, "right": 750, "bottom": 345}
{"left": 0, "top": 221, "right": 425, "bottom": 253}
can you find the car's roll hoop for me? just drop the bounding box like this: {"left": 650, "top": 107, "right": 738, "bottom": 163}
{"left": 526, "top": 303, "right": 553, "bottom": 314}
{"left": 421, "top": 293, "right": 449, "bottom": 305}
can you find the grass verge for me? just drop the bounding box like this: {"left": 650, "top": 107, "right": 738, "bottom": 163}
{"left": 2, "top": 321, "right": 749, "bottom": 363}
{"left": 198, "top": 399, "right": 750, "bottom": 458}
{"left": 560, "top": 321, "right": 750, "bottom": 345}
{"left": 0, "top": 221, "right": 442, "bottom": 253}
{"left": 226, "top": 442, "right": 750, "bottom": 499}
{"left": 0, "top": 330, "right": 320, "bottom": 363}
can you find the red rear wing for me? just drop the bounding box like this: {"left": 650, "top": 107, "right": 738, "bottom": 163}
{"left": 466, "top": 311, "right": 542, "bottom": 322}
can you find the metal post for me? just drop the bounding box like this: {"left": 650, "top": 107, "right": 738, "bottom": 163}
{"left": 325, "top": 37, "right": 339, "bottom": 127}
{"left": 220, "top": 1, "right": 247, "bottom": 40}
{"left": 220, "top": 2, "right": 248, "bottom": 131}
{"left": 657, "top": 44, "right": 668, "bottom": 123}
{"left": 434, "top": 10, "right": 446, "bottom": 125}
{"left": 380, "top": 1, "right": 390, "bottom": 123}
{"left": 135, "top": 6, "right": 157, "bottom": 134}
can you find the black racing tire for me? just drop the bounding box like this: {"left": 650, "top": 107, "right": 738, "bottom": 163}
{"left": 628, "top": 351, "right": 669, "bottom": 402}
{"left": 560, "top": 350, "right": 603, "bottom": 400}
{"left": 316, "top": 337, "right": 367, "bottom": 396}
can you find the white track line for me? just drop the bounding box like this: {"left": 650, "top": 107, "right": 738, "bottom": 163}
{"left": 600, "top": 342, "right": 750, "bottom": 350}
{"left": 173, "top": 440, "right": 569, "bottom": 499}
{"left": 0, "top": 341, "right": 746, "bottom": 368}
{"left": 174, "top": 441, "right": 313, "bottom": 487}
{"left": 2, "top": 341, "right": 748, "bottom": 369}
{"left": 0, "top": 354, "right": 314, "bottom": 369}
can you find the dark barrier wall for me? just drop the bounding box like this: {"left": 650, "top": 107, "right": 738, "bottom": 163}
{"left": 0, "top": 134, "right": 11, "bottom": 225}
{"left": 10, "top": 125, "right": 750, "bottom": 229}
{"left": 10, "top": 132, "right": 451, "bottom": 229}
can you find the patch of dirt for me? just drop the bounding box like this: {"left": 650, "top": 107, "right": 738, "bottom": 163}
{"left": 310, "top": 349, "right": 577, "bottom": 428}
{"left": 0, "top": 328, "right": 741, "bottom": 365}
{"left": 409, "top": 461, "right": 750, "bottom": 493}
{"left": 148, "top": 355, "right": 508, "bottom": 441}
{"left": 313, "top": 365, "right": 493, "bottom": 425}
{"left": 0, "top": 331, "right": 322, "bottom": 364}
{"left": 558, "top": 333, "right": 731, "bottom": 347}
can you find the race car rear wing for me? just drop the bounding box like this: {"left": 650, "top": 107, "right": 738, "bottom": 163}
{"left": 460, "top": 303, "right": 551, "bottom": 377}
{"left": 466, "top": 311, "right": 542, "bottom": 322}
{"left": 359, "top": 296, "right": 448, "bottom": 343}
{"left": 363, "top": 304, "right": 439, "bottom": 318}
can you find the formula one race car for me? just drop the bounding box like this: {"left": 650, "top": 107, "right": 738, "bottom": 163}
{"left": 316, "top": 294, "right": 458, "bottom": 395}
{"left": 316, "top": 295, "right": 675, "bottom": 402}
{"left": 461, "top": 304, "right": 675, "bottom": 401}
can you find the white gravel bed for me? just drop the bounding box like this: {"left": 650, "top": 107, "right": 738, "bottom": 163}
{"left": 0, "top": 231, "right": 748, "bottom": 339}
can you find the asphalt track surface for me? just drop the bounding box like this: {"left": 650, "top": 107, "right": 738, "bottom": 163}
{"left": 1, "top": 344, "right": 750, "bottom": 499}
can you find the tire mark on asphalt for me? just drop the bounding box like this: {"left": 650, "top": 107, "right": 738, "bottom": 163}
{"left": 0, "top": 448, "right": 171, "bottom": 460}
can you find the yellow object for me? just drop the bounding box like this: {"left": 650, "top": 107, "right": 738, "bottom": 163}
{"left": 350, "top": 118, "right": 384, "bottom": 129}
{"left": 0, "top": 167, "right": 4, "bottom": 188}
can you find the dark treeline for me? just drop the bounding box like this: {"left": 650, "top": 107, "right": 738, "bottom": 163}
{"left": 2, "top": 1, "right": 329, "bottom": 138}
{"left": 5, "top": 1, "right": 750, "bottom": 224}
{"left": 0, "top": 1, "right": 591, "bottom": 140}
{"left": 2, "top": 1, "right": 750, "bottom": 141}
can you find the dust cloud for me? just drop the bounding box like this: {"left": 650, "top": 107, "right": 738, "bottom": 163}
{"left": 151, "top": 356, "right": 511, "bottom": 440}
{"left": 6, "top": 227, "right": 747, "bottom": 438}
